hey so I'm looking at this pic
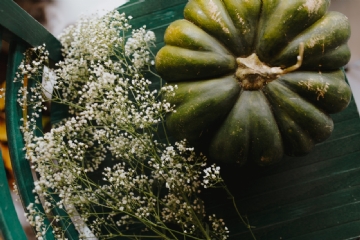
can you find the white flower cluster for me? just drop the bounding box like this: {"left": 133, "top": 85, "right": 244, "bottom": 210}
{"left": 125, "top": 27, "right": 156, "bottom": 69}
{"left": 209, "top": 214, "right": 230, "bottom": 240}
{"left": 16, "top": 10, "right": 232, "bottom": 240}
{"left": 202, "top": 164, "right": 222, "bottom": 188}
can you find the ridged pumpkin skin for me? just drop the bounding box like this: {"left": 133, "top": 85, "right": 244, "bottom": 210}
{"left": 155, "top": 0, "right": 352, "bottom": 166}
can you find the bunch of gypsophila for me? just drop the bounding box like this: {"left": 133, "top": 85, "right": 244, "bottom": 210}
{"left": 12, "top": 10, "right": 255, "bottom": 240}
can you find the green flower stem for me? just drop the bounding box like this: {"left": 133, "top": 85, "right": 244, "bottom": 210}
{"left": 221, "top": 182, "right": 256, "bottom": 239}
{"left": 180, "top": 193, "right": 211, "bottom": 240}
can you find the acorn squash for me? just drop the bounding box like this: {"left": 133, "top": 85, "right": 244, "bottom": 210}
{"left": 155, "top": 0, "right": 352, "bottom": 166}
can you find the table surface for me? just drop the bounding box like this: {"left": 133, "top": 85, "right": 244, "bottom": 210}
{"left": 20, "top": 1, "right": 360, "bottom": 239}
{"left": 115, "top": 1, "right": 360, "bottom": 239}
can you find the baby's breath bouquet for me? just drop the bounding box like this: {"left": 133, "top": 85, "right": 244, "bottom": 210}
{"left": 14, "top": 10, "right": 253, "bottom": 240}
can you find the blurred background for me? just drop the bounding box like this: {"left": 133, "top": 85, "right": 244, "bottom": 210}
{"left": 45, "top": 0, "right": 128, "bottom": 37}
{"left": 1, "top": 0, "right": 360, "bottom": 239}
{"left": 329, "top": 0, "right": 360, "bottom": 114}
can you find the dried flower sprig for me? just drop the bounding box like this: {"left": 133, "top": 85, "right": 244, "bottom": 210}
{"left": 13, "top": 10, "right": 253, "bottom": 240}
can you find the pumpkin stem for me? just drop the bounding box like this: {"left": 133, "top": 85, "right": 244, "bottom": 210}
{"left": 282, "top": 42, "right": 305, "bottom": 74}
{"left": 235, "top": 42, "right": 305, "bottom": 91}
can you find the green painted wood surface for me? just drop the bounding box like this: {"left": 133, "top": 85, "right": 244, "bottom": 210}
{"left": 28, "top": 67, "right": 80, "bottom": 240}
{"left": 117, "top": 1, "right": 360, "bottom": 239}
{"left": 0, "top": 0, "right": 62, "bottom": 64}
{"left": 0, "top": 29, "right": 27, "bottom": 240}
{"left": 0, "top": 32, "right": 27, "bottom": 238}
{"left": 5, "top": 41, "right": 57, "bottom": 240}
{"left": 2, "top": 0, "right": 360, "bottom": 239}
{"left": 0, "top": 152, "right": 27, "bottom": 240}
{"left": 116, "top": 0, "right": 186, "bottom": 18}
{"left": 1, "top": 1, "right": 78, "bottom": 238}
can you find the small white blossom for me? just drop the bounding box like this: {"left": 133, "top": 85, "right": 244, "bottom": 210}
{"left": 16, "top": 10, "right": 233, "bottom": 240}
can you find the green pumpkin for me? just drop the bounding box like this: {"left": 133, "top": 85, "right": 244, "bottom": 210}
{"left": 155, "top": 0, "right": 352, "bottom": 166}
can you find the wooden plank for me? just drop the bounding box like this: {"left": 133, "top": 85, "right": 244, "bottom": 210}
{"left": 1, "top": 33, "right": 27, "bottom": 240}
{"left": 0, "top": 151, "right": 27, "bottom": 240}
{"left": 232, "top": 201, "right": 360, "bottom": 239}
{"left": 5, "top": 41, "right": 56, "bottom": 240}
{"left": 289, "top": 220, "right": 360, "bottom": 240}
{"left": 117, "top": 0, "right": 186, "bottom": 19}
{"left": 331, "top": 98, "right": 360, "bottom": 123}
{"left": 253, "top": 161, "right": 360, "bottom": 206}
{"left": 127, "top": 4, "right": 185, "bottom": 30}
{"left": 225, "top": 150, "right": 360, "bottom": 199}
{"left": 222, "top": 164, "right": 360, "bottom": 214}
{"left": 0, "top": 0, "right": 62, "bottom": 63}
{"left": 202, "top": 163, "right": 360, "bottom": 238}
{"left": 265, "top": 132, "right": 360, "bottom": 174}
{"left": 214, "top": 132, "right": 360, "bottom": 195}
{"left": 202, "top": 137, "right": 360, "bottom": 239}
{"left": 239, "top": 185, "right": 360, "bottom": 230}
{"left": 326, "top": 117, "right": 360, "bottom": 141}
